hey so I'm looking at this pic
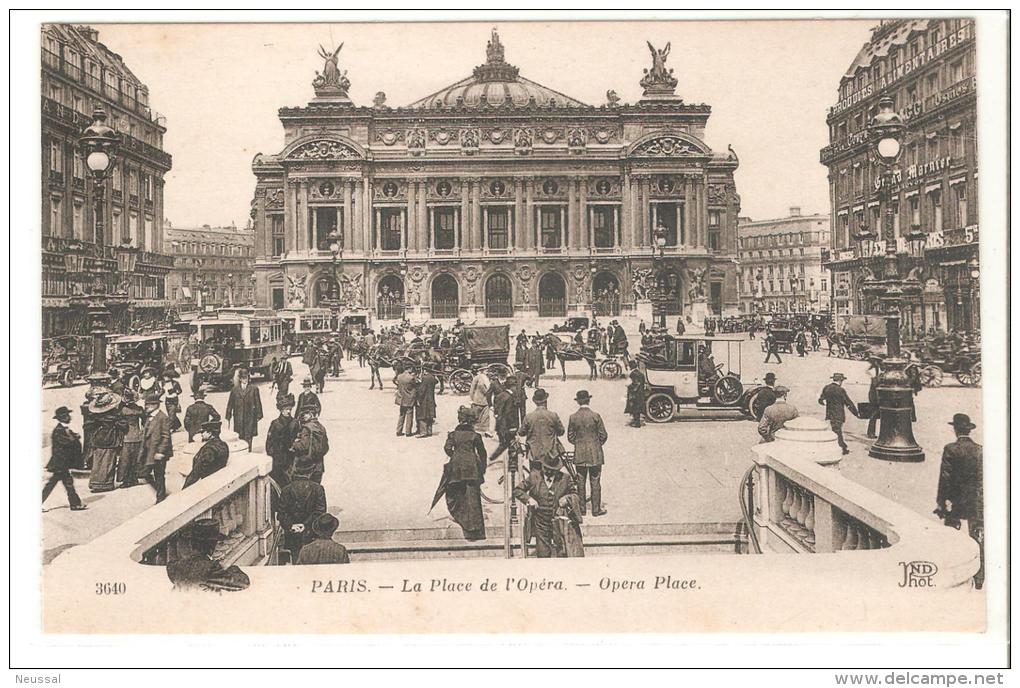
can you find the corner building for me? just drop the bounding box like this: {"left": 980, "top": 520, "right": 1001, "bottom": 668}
{"left": 41, "top": 24, "right": 174, "bottom": 338}
{"left": 251, "top": 31, "right": 741, "bottom": 322}
{"left": 821, "top": 19, "right": 978, "bottom": 333}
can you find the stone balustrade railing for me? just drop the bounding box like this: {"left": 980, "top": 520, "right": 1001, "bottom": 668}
{"left": 44, "top": 417, "right": 982, "bottom": 634}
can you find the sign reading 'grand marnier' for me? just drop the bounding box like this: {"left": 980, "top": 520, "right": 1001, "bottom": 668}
{"left": 829, "top": 24, "right": 973, "bottom": 116}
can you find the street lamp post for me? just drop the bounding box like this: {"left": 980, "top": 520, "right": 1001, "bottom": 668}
{"left": 861, "top": 96, "right": 924, "bottom": 462}
{"left": 78, "top": 107, "right": 121, "bottom": 379}
{"left": 327, "top": 228, "right": 344, "bottom": 329}
{"left": 653, "top": 223, "right": 668, "bottom": 328}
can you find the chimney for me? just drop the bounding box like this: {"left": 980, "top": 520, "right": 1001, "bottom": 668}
{"left": 789, "top": 207, "right": 802, "bottom": 217}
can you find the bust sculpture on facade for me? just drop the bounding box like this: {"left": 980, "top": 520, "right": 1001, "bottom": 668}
{"left": 640, "top": 41, "right": 679, "bottom": 97}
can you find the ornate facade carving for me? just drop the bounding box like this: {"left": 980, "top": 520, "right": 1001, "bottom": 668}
{"left": 375, "top": 129, "right": 405, "bottom": 145}
{"left": 288, "top": 139, "right": 361, "bottom": 161}
{"left": 460, "top": 128, "right": 480, "bottom": 154}
{"left": 632, "top": 268, "right": 654, "bottom": 300}
{"left": 313, "top": 44, "right": 351, "bottom": 98}
{"left": 632, "top": 136, "right": 699, "bottom": 158}
{"left": 264, "top": 188, "right": 285, "bottom": 209}
{"left": 429, "top": 129, "right": 457, "bottom": 145}
{"left": 640, "top": 41, "right": 678, "bottom": 97}
{"left": 514, "top": 128, "right": 533, "bottom": 155}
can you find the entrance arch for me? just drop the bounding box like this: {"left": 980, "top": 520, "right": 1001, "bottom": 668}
{"left": 484, "top": 273, "right": 513, "bottom": 318}
{"left": 538, "top": 272, "right": 567, "bottom": 318}
{"left": 376, "top": 274, "right": 405, "bottom": 320}
{"left": 431, "top": 273, "right": 459, "bottom": 319}
{"left": 592, "top": 271, "right": 621, "bottom": 317}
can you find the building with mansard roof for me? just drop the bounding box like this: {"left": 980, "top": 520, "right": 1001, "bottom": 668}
{"left": 41, "top": 24, "right": 174, "bottom": 339}
{"left": 820, "top": 18, "right": 978, "bottom": 333}
{"left": 251, "top": 30, "right": 741, "bottom": 323}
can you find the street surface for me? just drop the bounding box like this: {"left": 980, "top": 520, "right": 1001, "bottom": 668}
{"left": 40, "top": 325, "right": 982, "bottom": 560}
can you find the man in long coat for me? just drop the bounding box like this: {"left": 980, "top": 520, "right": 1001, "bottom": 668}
{"left": 489, "top": 378, "right": 520, "bottom": 462}
{"left": 508, "top": 364, "right": 529, "bottom": 426}
{"left": 278, "top": 457, "right": 328, "bottom": 561}
{"left": 394, "top": 363, "right": 417, "bottom": 437}
{"left": 225, "top": 368, "right": 263, "bottom": 452}
{"left": 817, "top": 372, "right": 858, "bottom": 455}
{"left": 140, "top": 394, "right": 173, "bottom": 503}
{"left": 43, "top": 406, "right": 86, "bottom": 510}
{"left": 625, "top": 361, "right": 647, "bottom": 428}
{"left": 518, "top": 388, "right": 565, "bottom": 470}
{"left": 567, "top": 390, "right": 608, "bottom": 517}
{"left": 936, "top": 413, "right": 984, "bottom": 589}
{"left": 167, "top": 519, "right": 250, "bottom": 591}
{"left": 183, "top": 419, "right": 230, "bottom": 488}
{"left": 523, "top": 338, "right": 545, "bottom": 388}
{"left": 295, "top": 377, "right": 321, "bottom": 420}
{"left": 291, "top": 407, "right": 330, "bottom": 484}
{"left": 414, "top": 366, "right": 438, "bottom": 438}
{"left": 513, "top": 454, "right": 579, "bottom": 558}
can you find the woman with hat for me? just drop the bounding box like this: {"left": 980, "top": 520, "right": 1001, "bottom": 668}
{"left": 266, "top": 392, "right": 301, "bottom": 486}
{"left": 85, "top": 389, "right": 124, "bottom": 493}
{"left": 296, "top": 512, "right": 351, "bottom": 565}
{"left": 162, "top": 364, "right": 184, "bottom": 433}
{"left": 183, "top": 419, "right": 230, "bottom": 489}
{"left": 116, "top": 389, "right": 146, "bottom": 488}
{"left": 43, "top": 406, "right": 86, "bottom": 511}
{"left": 441, "top": 406, "right": 488, "bottom": 541}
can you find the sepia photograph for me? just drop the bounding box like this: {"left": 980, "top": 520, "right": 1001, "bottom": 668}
{"left": 9, "top": 8, "right": 1010, "bottom": 673}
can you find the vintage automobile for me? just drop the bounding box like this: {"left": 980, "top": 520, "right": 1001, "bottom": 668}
{"left": 640, "top": 335, "right": 761, "bottom": 422}
{"left": 42, "top": 335, "right": 92, "bottom": 388}
{"left": 550, "top": 316, "right": 590, "bottom": 333}
{"left": 107, "top": 332, "right": 190, "bottom": 391}
{"left": 188, "top": 311, "right": 286, "bottom": 388}
{"left": 544, "top": 330, "right": 624, "bottom": 380}
{"left": 761, "top": 324, "right": 797, "bottom": 354}
{"left": 828, "top": 315, "right": 887, "bottom": 360}
{"left": 910, "top": 338, "right": 982, "bottom": 388}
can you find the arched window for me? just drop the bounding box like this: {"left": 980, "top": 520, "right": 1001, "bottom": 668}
{"left": 538, "top": 272, "right": 567, "bottom": 317}
{"left": 431, "top": 274, "right": 459, "bottom": 319}
{"left": 484, "top": 273, "right": 513, "bottom": 318}
{"left": 377, "top": 275, "right": 405, "bottom": 320}
{"left": 592, "top": 272, "right": 621, "bottom": 316}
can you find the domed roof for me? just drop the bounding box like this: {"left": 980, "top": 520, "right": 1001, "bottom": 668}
{"left": 407, "top": 29, "right": 589, "bottom": 110}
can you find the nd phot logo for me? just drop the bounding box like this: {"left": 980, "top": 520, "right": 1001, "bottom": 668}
{"left": 898, "top": 560, "right": 938, "bottom": 588}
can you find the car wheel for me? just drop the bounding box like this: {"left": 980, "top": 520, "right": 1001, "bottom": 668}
{"left": 645, "top": 392, "right": 676, "bottom": 424}
{"left": 955, "top": 362, "right": 980, "bottom": 387}
{"left": 713, "top": 375, "right": 744, "bottom": 406}
{"left": 59, "top": 368, "right": 74, "bottom": 388}
{"left": 128, "top": 375, "right": 141, "bottom": 392}
{"left": 744, "top": 387, "right": 763, "bottom": 419}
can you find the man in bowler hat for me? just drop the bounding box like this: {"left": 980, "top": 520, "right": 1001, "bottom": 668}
{"left": 567, "top": 390, "right": 608, "bottom": 517}
{"left": 936, "top": 413, "right": 984, "bottom": 589}
{"left": 296, "top": 512, "right": 351, "bottom": 565}
{"left": 43, "top": 406, "right": 86, "bottom": 511}
{"left": 183, "top": 419, "right": 230, "bottom": 489}
{"left": 817, "top": 372, "right": 859, "bottom": 455}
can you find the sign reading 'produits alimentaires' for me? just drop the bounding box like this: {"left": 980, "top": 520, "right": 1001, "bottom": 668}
{"left": 829, "top": 24, "right": 973, "bottom": 116}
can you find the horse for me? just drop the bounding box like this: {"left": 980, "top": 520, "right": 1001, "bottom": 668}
{"left": 367, "top": 341, "right": 399, "bottom": 390}
{"left": 545, "top": 334, "right": 599, "bottom": 382}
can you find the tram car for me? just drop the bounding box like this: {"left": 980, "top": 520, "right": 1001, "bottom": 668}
{"left": 188, "top": 310, "right": 286, "bottom": 388}
{"left": 278, "top": 308, "right": 333, "bottom": 355}
{"left": 640, "top": 335, "right": 762, "bottom": 422}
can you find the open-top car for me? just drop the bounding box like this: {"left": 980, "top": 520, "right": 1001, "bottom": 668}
{"left": 107, "top": 333, "right": 183, "bottom": 391}
{"left": 42, "top": 335, "right": 92, "bottom": 387}
{"left": 639, "top": 335, "right": 762, "bottom": 422}
{"left": 550, "top": 316, "right": 590, "bottom": 333}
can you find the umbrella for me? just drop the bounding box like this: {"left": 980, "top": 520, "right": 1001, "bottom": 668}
{"left": 428, "top": 462, "right": 452, "bottom": 514}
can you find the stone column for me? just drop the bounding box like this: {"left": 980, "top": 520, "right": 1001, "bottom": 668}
{"left": 578, "top": 178, "right": 589, "bottom": 250}
{"left": 417, "top": 182, "right": 428, "bottom": 252}
{"left": 428, "top": 206, "right": 435, "bottom": 251}
{"left": 524, "top": 179, "right": 535, "bottom": 251}
{"left": 567, "top": 178, "right": 577, "bottom": 248}
{"left": 361, "top": 177, "right": 372, "bottom": 253}
{"left": 459, "top": 181, "right": 469, "bottom": 251}
{"left": 683, "top": 177, "right": 694, "bottom": 248}
{"left": 471, "top": 179, "right": 482, "bottom": 252}
{"left": 699, "top": 177, "right": 709, "bottom": 250}
{"left": 514, "top": 178, "right": 525, "bottom": 251}
{"left": 343, "top": 182, "right": 354, "bottom": 251}
{"left": 298, "top": 181, "right": 309, "bottom": 252}
{"left": 405, "top": 182, "right": 416, "bottom": 251}
{"left": 622, "top": 172, "right": 632, "bottom": 249}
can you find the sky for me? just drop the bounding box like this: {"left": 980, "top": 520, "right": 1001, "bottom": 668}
{"left": 92, "top": 19, "right": 875, "bottom": 228}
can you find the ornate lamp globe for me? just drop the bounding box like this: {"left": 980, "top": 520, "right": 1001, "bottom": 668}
{"left": 869, "top": 96, "right": 904, "bottom": 163}
{"left": 80, "top": 107, "right": 120, "bottom": 180}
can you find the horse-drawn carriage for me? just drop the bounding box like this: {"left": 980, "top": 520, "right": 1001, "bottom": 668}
{"left": 828, "top": 315, "right": 887, "bottom": 360}
{"left": 443, "top": 325, "right": 513, "bottom": 393}
{"left": 908, "top": 335, "right": 981, "bottom": 388}
{"left": 639, "top": 335, "right": 762, "bottom": 422}
{"left": 550, "top": 316, "right": 590, "bottom": 333}
{"left": 544, "top": 331, "right": 624, "bottom": 381}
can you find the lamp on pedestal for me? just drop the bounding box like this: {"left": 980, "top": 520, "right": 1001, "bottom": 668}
{"left": 861, "top": 96, "right": 924, "bottom": 462}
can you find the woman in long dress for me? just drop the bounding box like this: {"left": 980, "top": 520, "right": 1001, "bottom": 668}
{"left": 443, "top": 406, "right": 488, "bottom": 541}
{"left": 86, "top": 391, "right": 123, "bottom": 492}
